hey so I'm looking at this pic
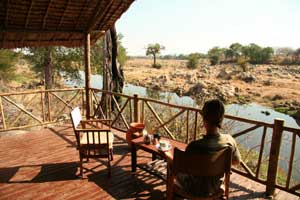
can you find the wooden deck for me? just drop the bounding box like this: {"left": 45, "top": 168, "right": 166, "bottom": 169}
{"left": 0, "top": 124, "right": 299, "bottom": 200}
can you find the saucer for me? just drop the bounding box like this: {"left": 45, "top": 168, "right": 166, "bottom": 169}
{"left": 156, "top": 143, "right": 171, "bottom": 151}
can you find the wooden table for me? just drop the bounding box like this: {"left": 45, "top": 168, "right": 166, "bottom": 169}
{"left": 131, "top": 136, "right": 187, "bottom": 180}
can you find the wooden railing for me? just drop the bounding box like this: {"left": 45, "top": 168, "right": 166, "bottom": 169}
{"left": 0, "top": 88, "right": 85, "bottom": 131}
{"left": 0, "top": 87, "right": 299, "bottom": 197}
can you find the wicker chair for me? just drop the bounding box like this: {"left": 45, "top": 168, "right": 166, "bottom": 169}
{"left": 70, "top": 107, "right": 114, "bottom": 177}
{"left": 167, "top": 147, "right": 232, "bottom": 200}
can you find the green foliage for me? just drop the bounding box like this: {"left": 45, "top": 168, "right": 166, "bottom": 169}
{"left": 117, "top": 33, "right": 128, "bottom": 66}
{"left": 146, "top": 43, "right": 165, "bottom": 67}
{"left": 241, "top": 43, "right": 274, "bottom": 64}
{"left": 152, "top": 63, "right": 162, "bottom": 69}
{"left": 237, "top": 57, "right": 249, "bottom": 72}
{"left": 208, "top": 47, "right": 225, "bottom": 65}
{"left": 225, "top": 43, "right": 243, "bottom": 62}
{"left": 0, "top": 49, "right": 19, "bottom": 81}
{"left": 186, "top": 53, "right": 200, "bottom": 69}
{"left": 26, "top": 47, "right": 82, "bottom": 84}
{"left": 146, "top": 43, "right": 165, "bottom": 57}
{"left": 207, "top": 43, "right": 274, "bottom": 65}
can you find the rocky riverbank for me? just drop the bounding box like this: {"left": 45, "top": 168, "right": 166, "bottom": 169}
{"left": 124, "top": 58, "right": 300, "bottom": 120}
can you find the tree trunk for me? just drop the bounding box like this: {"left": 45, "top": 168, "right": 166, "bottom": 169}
{"left": 44, "top": 47, "right": 53, "bottom": 90}
{"left": 44, "top": 47, "right": 53, "bottom": 122}
{"left": 153, "top": 54, "right": 156, "bottom": 66}
{"left": 99, "top": 25, "right": 124, "bottom": 118}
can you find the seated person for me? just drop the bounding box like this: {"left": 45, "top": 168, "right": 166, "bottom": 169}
{"left": 165, "top": 99, "right": 241, "bottom": 197}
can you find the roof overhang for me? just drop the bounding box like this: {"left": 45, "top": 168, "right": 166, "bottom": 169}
{"left": 0, "top": 0, "right": 134, "bottom": 48}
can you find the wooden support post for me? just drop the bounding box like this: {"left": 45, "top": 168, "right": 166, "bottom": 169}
{"left": 84, "top": 33, "right": 91, "bottom": 119}
{"left": 133, "top": 94, "right": 139, "bottom": 123}
{"left": 0, "top": 97, "right": 7, "bottom": 130}
{"left": 47, "top": 91, "right": 51, "bottom": 121}
{"left": 266, "top": 118, "right": 284, "bottom": 196}
{"left": 41, "top": 92, "right": 45, "bottom": 122}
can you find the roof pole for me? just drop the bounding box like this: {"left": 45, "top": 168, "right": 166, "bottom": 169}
{"left": 84, "top": 33, "right": 91, "bottom": 119}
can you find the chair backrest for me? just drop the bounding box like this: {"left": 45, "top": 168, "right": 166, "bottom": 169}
{"left": 70, "top": 107, "right": 81, "bottom": 129}
{"left": 173, "top": 147, "right": 232, "bottom": 177}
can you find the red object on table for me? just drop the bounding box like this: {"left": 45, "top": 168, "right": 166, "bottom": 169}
{"left": 126, "top": 122, "right": 145, "bottom": 148}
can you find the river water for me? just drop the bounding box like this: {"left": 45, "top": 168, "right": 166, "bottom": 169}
{"left": 66, "top": 72, "right": 300, "bottom": 181}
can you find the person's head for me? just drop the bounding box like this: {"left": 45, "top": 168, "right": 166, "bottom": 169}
{"left": 202, "top": 99, "right": 225, "bottom": 131}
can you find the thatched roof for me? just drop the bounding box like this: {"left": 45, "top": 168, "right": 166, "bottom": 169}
{"left": 0, "top": 0, "right": 134, "bottom": 49}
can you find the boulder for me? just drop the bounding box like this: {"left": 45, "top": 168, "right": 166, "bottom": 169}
{"left": 217, "top": 69, "right": 232, "bottom": 80}
{"left": 185, "top": 82, "right": 207, "bottom": 96}
{"left": 240, "top": 72, "right": 256, "bottom": 83}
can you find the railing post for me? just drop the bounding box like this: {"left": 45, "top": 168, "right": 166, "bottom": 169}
{"left": 266, "top": 118, "right": 284, "bottom": 196}
{"left": 46, "top": 91, "right": 52, "bottom": 122}
{"left": 84, "top": 33, "right": 91, "bottom": 119}
{"left": 0, "top": 96, "right": 7, "bottom": 130}
{"left": 133, "top": 94, "right": 139, "bottom": 122}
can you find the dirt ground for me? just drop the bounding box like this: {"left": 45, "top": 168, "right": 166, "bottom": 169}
{"left": 123, "top": 58, "right": 300, "bottom": 114}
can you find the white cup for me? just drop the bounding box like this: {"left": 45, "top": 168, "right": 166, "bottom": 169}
{"left": 159, "top": 140, "right": 169, "bottom": 149}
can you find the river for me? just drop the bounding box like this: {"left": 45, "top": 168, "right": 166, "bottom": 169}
{"left": 66, "top": 72, "right": 300, "bottom": 182}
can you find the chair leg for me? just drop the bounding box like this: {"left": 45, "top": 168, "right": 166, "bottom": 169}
{"left": 110, "top": 149, "right": 114, "bottom": 161}
{"left": 107, "top": 158, "right": 111, "bottom": 177}
{"left": 79, "top": 155, "right": 83, "bottom": 178}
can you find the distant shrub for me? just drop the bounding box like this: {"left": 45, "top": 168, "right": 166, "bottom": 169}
{"left": 237, "top": 57, "right": 249, "bottom": 72}
{"left": 186, "top": 55, "right": 199, "bottom": 69}
{"left": 280, "top": 58, "right": 293, "bottom": 65}
{"left": 209, "top": 55, "right": 220, "bottom": 65}
{"left": 152, "top": 63, "right": 162, "bottom": 69}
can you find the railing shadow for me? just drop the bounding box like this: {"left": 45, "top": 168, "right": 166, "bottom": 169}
{"left": 0, "top": 162, "right": 79, "bottom": 183}
{"left": 229, "top": 181, "right": 266, "bottom": 199}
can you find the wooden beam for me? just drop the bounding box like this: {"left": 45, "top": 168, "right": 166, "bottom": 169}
{"left": 86, "top": 0, "right": 113, "bottom": 33}
{"left": 266, "top": 119, "right": 284, "bottom": 196}
{"left": 0, "top": 29, "right": 84, "bottom": 34}
{"left": 42, "top": 0, "right": 53, "bottom": 29}
{"left": 5, "top": 0, "right": 9, "bottom": 28}
{"left": 0, "top": 97, "right": 7, "bottom": 130}
{"left": 2, "top": 96, "right": 43, "bottom": 124}
{"left": 57, "top": 0, "right": 71, "bottom": 28}
{"left": 97, "top": 0, "right": 122, "bottom": 31}
{"left": 84, "top": 33, "right": 91, "bottom": 119}
{"left": 74, "top": 0, "right": 90, "bottom": 30}
{"left": 111, "top": 95, "right": 130, "bottom": 129}
{"left": 232, "top": 124, "right": 262, "bottom": 138}
{"left": 25, "top": 0, "right": 33, "bottom": 28}
{"left": 286, "top": 132, "right": 296, "bottom": 189}
{"left": 256, "top": 126, "right": 267, "bottom": 178}
{"left": 22, "top": 0, "right": 34, "bottom": 46}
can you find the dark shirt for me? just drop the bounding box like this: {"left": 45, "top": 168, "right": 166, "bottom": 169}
{"left": 176, "top": 133, "right": 241, "bottom": 197}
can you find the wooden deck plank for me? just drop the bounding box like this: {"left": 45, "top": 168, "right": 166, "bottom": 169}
{"left": 0, "top": 125, "right": 299, "bottom": 200}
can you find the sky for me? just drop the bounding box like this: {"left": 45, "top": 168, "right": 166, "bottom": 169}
{"left": 116, "top": 0, "right": 300, "bottom": 56}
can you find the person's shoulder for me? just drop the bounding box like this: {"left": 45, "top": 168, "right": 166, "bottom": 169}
{"left": 220, "top": 133, "right": 234, "bottom": 140}
{"left": 186, "top": 137, "right": 206, "bottom": 151}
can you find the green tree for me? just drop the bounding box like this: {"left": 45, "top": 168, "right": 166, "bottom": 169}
{"left": 260, "top": 47, "right": 274, "bottom": 64}
{"left": 229, "top": 43, "right": 243, "bottom": 61}
{"left": 208, "top": 47, "right": 224, "bottom": 65}
{"left": 186, "top": 53, "right": 201, "bottom": 69}
{"left": 117, "top": 33, "right": 128, "bottom": 66}
{"left": 241, "top": 44, "right": 273, "bottom": 64}
{"left": 146, "top": 43, "right": 165, "bottom": 68}
{"left": 26, "top": 47, "right": 83, "bottom": 89}
{"left": 0, "top": 49, "right": 19, "bottom": 81}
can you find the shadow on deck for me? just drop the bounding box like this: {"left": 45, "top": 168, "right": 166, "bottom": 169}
{"left": 0, "top": 125, "right": 298, "bottom": 200}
